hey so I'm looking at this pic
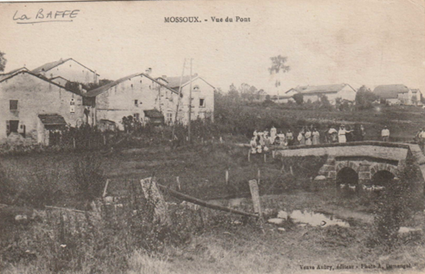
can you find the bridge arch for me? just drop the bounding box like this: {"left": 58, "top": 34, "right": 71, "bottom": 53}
{"left": 336, "top": 167, "right": 359, "bottom": 188}
{"left": 369, "top": 163, "right": 398, "bottom": 179}
{"left": 335, "top": 161, "right": 360, "bottom": 174}
{"left": 371, "top": 170, "right": 395, "bottom": 186}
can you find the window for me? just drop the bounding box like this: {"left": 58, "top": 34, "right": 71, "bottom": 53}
{"left": 134, "top": 113, "right": 140, "bottom": 121}
{"left": 10, "top": 100, "right": 18, "bottom": 111}
{"left": 134, "top": 99, "right": 138, "bottom": 107}
{"left": 193, "top": 85, "right": 200, "bottom": 91}
{"left": 166, "top": 113, "right": 173, "bottom": 124}
{"left": 199, "top": 98, "right": 206, "bottom": 108}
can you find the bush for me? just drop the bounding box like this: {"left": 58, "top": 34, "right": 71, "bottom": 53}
{"left": 368, "top": 158, "right": 419, "bottom": 249}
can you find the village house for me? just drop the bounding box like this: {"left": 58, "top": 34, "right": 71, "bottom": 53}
{"left": 160, "top": 74, "right": 215, "bottom": 124}
{"left": 271, "top": 89, "right": 297, "bottom": 103}
{"left": 285, "top": 84, "right": 356, "bottom": 105}
{"left": 32, "top": 58, "right": 99, "bottom": 86}
{"left": 373, "top": 84, "right": 422, "bottom": 105}
{"left": 0, "top": 69, "right": 84, "bottom": 145}
{"left": 83, "top": 73, "right": 176, "bottom": 130}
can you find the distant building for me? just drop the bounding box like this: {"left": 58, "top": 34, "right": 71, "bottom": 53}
{"left": 0, "top": 69, "right": 84, "bottom": 145}
{"left": 161, "top": 74, "right": 215, "bottom": 124}
{"left": 32, "top": 58, "right": 99, "bottom": 85}
{"left": 272, "top": 89, "right": 297, "bottom": 103}
{"left": 373, "top": 84, "right": 422, "bottom": 105}
{"left": 84, "top": 73, "right": 175, "bottom": 129}
{"left": 286, "top": 84, "right": 356, "bottom": 105}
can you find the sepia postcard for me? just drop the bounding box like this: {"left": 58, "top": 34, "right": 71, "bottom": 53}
{"left": 0, "top": 0, "right": 425, "bottom": 273}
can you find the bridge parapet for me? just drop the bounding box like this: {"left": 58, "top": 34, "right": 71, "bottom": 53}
{"left": 274, "top": 142, "right": 410, "bottom": 162}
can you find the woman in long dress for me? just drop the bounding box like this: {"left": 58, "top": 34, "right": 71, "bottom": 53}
{"left": 312, "top": 128, "right": 320, "bottom": 145}
{"left": 338, "top": 125, "right": 350, "bottom": 143}
{"left": 305, "top": 129, "right": 312, "bottom": 146}
{"left": 297, "top": 128, "right": 306, "bottom": 145}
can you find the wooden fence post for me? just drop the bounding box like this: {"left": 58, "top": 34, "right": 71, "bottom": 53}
{"left": 290, "top": 166, "right": 294, "bottom": 175}
{"left": 257, "top": 168, "right": 261, "bottom": 185}
{"left": 102, "top": 179, "right": 110, "bottom": 198}
{"left": 225, "top": 169, "right": 229, "bottom": 185}
{"left": 248, "top": 150, "right": 251, "bottom": 162}
{"left": 176, "top": 176, "right": 181, "bottom": 191}
{"left": 264, "top": 153, "right": 267, "bottom": 163}
{"left": 249, "top": 179, "right": 262, "bottom": 219}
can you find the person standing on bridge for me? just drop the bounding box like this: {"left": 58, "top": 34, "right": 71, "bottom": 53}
{"left": 338, "top": 125, "right": 351, "bottom": 143}
{"left": 328, "top": 126, "right": 338, "bottom": 143}
{"left": 312, "top": 128, "right": 320, "bottom": 145}
{"left": 381, "top": 126, "right": 390, "bottom": 142}
{"left": 286, "top": 129, "right": 294, "bottom": 146}
{"left": 305, "top": 128, "right": 312, "bottom": 146}
{"left": 297, "top": 127, "right": 306, "bottom": 145}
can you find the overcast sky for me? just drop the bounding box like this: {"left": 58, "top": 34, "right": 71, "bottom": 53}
{"left": 0, "top": 0, "right": 424, "bottom": 95}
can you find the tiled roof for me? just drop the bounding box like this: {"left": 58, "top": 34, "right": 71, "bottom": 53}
{"left": 163, "top": 74, "right": 198, "bottom": 89}
{"left": 0, "top": 70, "right": 80, "bottom": 95}
{"left": 0, "top": 67, "right": 28, "bottom": 81}
{"left": 32, "top": 58, "right": 99, "bottom": 75}
{"left": 84, "top": 73, "right": 175, "bottom": 98}
{"left": 38, "top": 114, "right": 67, "bottom": 126}
{"left": 291, "top": 84, "right": 352, "bottom": 95}
{"left": 373, "top": 84, "right": 409, "bottom": 99}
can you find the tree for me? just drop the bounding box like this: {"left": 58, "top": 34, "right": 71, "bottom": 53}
{"left": 227, "top": 83, "right": 240, "bottom": 102}
{"left": 0, "top": 51, "right": 7, "bottom": 72}
{"left": 269, "top": 55, "right": 290, "bottom": 101}
{"left": 293, "top": 93, "right": 303, "bottom": 105}
{"left": 355, "top": 85, "right": 378, "bottom": 109}
{"left": 268, "top": 55, "right": 290, "bottom": 74}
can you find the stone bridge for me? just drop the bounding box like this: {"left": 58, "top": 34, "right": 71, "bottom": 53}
{"left": 274, "top": 142, "right": 425, "bottom": 191}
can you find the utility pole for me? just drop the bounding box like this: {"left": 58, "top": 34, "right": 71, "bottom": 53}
{"left": 188, "top": 58, "right": 193, "bottom": 142}
{"left": 172, "top": 59, "right": 186, "bottom": 137}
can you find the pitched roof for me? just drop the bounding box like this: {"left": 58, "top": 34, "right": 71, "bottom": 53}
{"left": 144, "top": 109, "right": 164, "bottom": 118}
{"left": 32, "top": 58, "right": 99, "bottom": 76}
{"left": 38, "top": 114, "right": 67, "bottom": 126}
{"left": 289, "top": 84, "right": 353, "bottom": 95}
{"left": 163, "top": 74, "right": 197, "bottom": 89}
{"left": 373, "top": 84, "right": 409, "bottom": 99}
{"left": 0, "top": 70, "right": 80, "bottom": 95}
{"left": 0, "top": 67, "right": 29, "bottom": 81}
{"left": 84, "top": 72, "right": 176, "bottom": 98}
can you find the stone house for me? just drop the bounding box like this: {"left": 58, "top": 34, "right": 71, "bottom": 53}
{"left": 286, "top": 84, "right": 356, "bottom": 105}
{"left": 0, "top": 70, "right": 84, "bottom": 145}
{"left": 32, "top": 58, "right": 99, "bottom": 86}
{"left": 84, "top": 73, "right": 176, "bottom": 130}
{"left": 160, "top": 74, "right": 215, "bottom": 125}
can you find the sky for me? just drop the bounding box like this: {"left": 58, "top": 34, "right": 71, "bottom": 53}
{"left": 0, "top": 0, "right": 424, "bottom": 95}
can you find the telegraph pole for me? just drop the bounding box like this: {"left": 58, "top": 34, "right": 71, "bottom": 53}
{"left": 172, "top": 59, "right": 186, "bottom": 137}
{"left": 188, "top": 58, "right": 193, "bottom": 142}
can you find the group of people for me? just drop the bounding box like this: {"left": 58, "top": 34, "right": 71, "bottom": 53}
{"left": 250, "top": 127, "right": 290, "bottom": 154}
{"left": 249, "top": 124, "right": 370, "bottom": 154}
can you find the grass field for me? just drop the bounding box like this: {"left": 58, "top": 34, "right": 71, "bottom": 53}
{"left": 1, "top": 105, "right": 425, "bottom": 273}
